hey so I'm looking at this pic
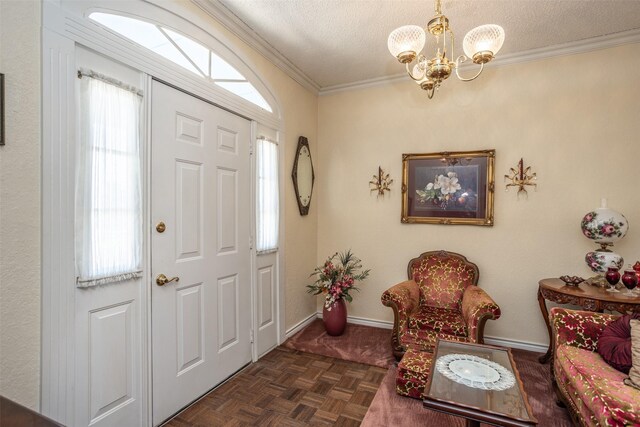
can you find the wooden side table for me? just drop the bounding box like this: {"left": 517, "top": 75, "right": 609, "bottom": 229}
{"left": 537, "top": 278, "right": 640, "bottom": 363}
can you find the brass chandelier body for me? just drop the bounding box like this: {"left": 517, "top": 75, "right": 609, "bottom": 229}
{"left": 388, "top": 0, "right": 505, "bottom": 99}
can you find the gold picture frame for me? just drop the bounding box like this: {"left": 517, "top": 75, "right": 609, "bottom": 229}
{"left": 401, "top": 150, "right": 495, "bottom": 226}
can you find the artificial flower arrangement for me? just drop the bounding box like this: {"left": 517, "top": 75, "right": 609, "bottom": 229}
{"left": 307, "top": 250, "right": 370, "bottom": 310}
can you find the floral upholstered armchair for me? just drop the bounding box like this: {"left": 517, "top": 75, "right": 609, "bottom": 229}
{"left": 381, "top": 250, "right": 501, "bottom": 360}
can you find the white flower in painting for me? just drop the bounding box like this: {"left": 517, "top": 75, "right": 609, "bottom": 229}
{"left": 439, "top": 172, "right": 461, "bottom": 195}
{"left": 426, "top": 183, "right": 434, "bottom": 190}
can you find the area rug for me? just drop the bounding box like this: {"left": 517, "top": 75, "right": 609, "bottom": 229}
{"left": 283, "top": 319, "right": 395, "bottom": 369}
{"left": 361, "top": 348, "right": 573, "bottom": 427}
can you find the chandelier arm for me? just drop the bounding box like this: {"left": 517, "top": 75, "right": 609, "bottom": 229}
{"left": 454, "top": 56, "right": 484, "bottom": 82}
{"left": 405, "top": 61, "right": 425, "bottom": 82}
{"left": 427, "top": 86, "right": 436, "bottom": 99}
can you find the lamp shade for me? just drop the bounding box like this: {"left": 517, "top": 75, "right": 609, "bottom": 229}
{"left": 388, "top": 25, "right": 426, "bottom": 59}
{"left": 463, "top": 24, "right": 505, "bottom": 58}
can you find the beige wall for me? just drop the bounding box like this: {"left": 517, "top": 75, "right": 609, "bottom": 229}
{"left": 317, "top": 43, "right": 640, "bottom": 346}
{"left": 0, "top": 0, "right": 42, "bottom": 410}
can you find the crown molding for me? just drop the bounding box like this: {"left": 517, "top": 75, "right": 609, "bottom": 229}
{"left": 320, "top": 27, "right": 640, "bottom": 96}
{"left": 192, "top": 0, "right": 321, "bottom": 94}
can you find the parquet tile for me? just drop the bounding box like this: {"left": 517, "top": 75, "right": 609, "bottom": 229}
{"left": 163, "top": 347, "right": 388, "bottom": 426}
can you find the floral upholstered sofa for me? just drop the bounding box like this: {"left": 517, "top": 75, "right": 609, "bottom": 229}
{"left": 550, "top": 307, "right": 640, "bottom": 427}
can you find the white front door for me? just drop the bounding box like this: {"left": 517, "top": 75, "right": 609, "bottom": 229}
{"left": 151, "top": 81, "right": 252, "bottom": 425}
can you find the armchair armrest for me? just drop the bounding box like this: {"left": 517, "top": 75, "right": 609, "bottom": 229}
{"left": 461, "top": 286, "right": 501, "bottom": 343}
{"left": 381, "top": 280, "right": 420, "bottom": 359}
{"left": 550, "top": 307, "right": 617, "bottom": 352}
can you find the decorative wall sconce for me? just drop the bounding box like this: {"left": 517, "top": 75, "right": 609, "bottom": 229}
{"left": 369, "top": 166, "right": 393, "bottom": 197}
{"left": 505, "top": 158, "right": 536, "bottom": 198}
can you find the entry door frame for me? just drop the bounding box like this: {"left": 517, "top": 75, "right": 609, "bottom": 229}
{"left": 41, "top": 2, "right": 286, "bottom": 425}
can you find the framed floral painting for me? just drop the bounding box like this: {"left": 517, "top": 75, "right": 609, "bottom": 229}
{"left": 401, "top": 150, "right": 495, "bottom": 225}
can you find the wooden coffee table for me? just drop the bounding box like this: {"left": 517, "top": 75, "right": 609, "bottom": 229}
{"left": 423, "top": 339, "right": 537, "bottom": 427}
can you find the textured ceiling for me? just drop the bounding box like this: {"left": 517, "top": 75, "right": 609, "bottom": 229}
{"left": 214, "top": 0, "right": 640, "bottom": 89}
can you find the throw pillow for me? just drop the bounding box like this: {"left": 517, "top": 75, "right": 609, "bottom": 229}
{"left": 597, "top": 313, "right": 640, "bottom": 374}
{"left": 625, "top": 319, "right": 640, "bottom": 390}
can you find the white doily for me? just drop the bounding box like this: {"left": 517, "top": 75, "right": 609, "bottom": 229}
{"left": 435, "top": 353, "right": 516, "bottom": 391}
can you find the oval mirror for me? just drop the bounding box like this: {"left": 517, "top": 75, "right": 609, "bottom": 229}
{"left": 292, "top": 136, "right": 315, "bottom": 215}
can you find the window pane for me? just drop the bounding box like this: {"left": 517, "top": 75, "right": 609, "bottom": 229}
{"left": 89, "top": 12, "right": 203, "bottom": 77}
{"left": 163, "top": 28, "right": 209, "bottom": 76}
{"left": 89, "top": 12, "right": 274, "bottom": 111}
{"left": 210, "top": 52, "right": 245, "bottom": 80}
{"left": 215, "top": 82, "right": 272, "bottom": 112}
{"left": 76, "top": 77, "right": 142, "bottom": 286}
{"left": 256, "top": 139, "right": 279, "bottom": 252}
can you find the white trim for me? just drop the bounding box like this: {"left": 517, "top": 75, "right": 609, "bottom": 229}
{"left": 310, "top": 312, "right": 547, "bottom": 353}
{"left": 483, "top": 336, "right": 547, "bottom": 354}
{"left": 41, "top": 27, "right": 77, "bottom": 425}
{"left": 285, "top": 312, "right": 317, "bottom": 338}
{"left": 344, "top": 314, "right": 393, "bottom": 330}
{"left": 142, "top": 74, "right": 153, "bottom": 427}
{"left": 319, "top": 28, "right": 640, "bottom": 96}
{"left": 191, "top": 0, "right": 321, "bottom": 95}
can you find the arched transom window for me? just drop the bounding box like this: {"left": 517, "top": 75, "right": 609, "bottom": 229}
{"left": 89, "top": 12, "right": 273, "bottom": 112}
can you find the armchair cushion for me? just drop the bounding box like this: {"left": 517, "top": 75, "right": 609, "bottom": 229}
{"left": 411, "top": 252, "right": 477, "bottom": 310}
{"left": 407, "top": 307, "right": 467, "bottom": 337}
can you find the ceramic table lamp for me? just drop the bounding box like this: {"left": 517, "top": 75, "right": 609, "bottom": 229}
{"left": 581, "top": 198, "right": 628, "bottom": 273}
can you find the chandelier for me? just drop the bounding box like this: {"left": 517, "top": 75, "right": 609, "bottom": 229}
{"left": 387, "top": 0, "right": 505, "bottom": 99}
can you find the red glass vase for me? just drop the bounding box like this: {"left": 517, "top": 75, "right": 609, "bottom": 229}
{"left": 322, "top": 299, "right": 347, "bottom": 336}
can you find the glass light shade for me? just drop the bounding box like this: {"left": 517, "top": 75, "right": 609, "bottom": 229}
{"left": 463, "top": 24, "right": 505, "bottom": 58}
{"left": 388, "top": 25, "right": 426, "bottom": 58}
{"left": 581, "top": 203, "right": 629, "bottom": 245}
{"left": 412, "top": 64, "right": 427, "bottom": 83}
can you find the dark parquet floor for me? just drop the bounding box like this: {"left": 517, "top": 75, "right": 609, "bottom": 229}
{"left": 163, "top": 347, "right": 388, "bottom": 427}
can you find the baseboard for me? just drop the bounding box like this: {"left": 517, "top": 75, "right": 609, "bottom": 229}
{"left": 285, "top": 312, "right": 317, "bottom": 338}
{"left": 314, "top": 311, "right": 547, "bottom": 353}
{"left": 484, "top": 336, "right": 547, "bottom": 354}
{"left": 346, "top": 314, "right": 393, "bottom": 329}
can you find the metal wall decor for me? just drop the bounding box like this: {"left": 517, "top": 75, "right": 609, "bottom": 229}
{"left": 291, "top": 136, "right": 315, "bottom": 216}
{"left": 401, "top": 150, "right": 495, "bottom": 225}
{"left": 369, "top": 166, "right": 393, "bottom": 197}
{"left": 504, "top": 158, "right": 536, "bottom": 198}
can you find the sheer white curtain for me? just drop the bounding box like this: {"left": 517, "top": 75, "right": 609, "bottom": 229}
{"left": 76, "top": 74, "right": 142, "bottom": 287}
{"left": 256, "top": 138, "right": 279, "bottom": 253}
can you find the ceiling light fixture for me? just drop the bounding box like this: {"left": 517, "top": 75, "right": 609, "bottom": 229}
{"left": 388, "top": 0, "right": 505, "bottom": 99}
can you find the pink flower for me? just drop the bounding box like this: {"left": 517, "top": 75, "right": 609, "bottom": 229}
{"left": 583, "top": 230, "right": 592, "bottom": 238}
{"left": 584, "top": 213, "right": 593, "bottom": 222}
{"left": 601, "top": 224, "right": 615, "bottom": 236}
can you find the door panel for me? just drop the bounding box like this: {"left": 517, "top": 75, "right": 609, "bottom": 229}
{"left": 151, "top": 81, "right": 252, "bottom": 425}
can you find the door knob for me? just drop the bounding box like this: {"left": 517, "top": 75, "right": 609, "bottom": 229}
{"left": 156, "top": 274, "right": 180, "bottom": 286}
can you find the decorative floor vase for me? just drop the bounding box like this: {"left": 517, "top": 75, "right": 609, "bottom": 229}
{"left": 323, "top": 299, "right": 347, "bottom": 336}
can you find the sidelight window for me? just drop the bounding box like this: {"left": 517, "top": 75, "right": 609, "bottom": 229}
{"left": 75, "top": 71, "right": 143, "bottom": 287}
{"left": 256, "top": 138, "right": 279, "bottom": 253}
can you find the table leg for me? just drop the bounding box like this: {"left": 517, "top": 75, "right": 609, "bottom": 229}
{"left": 537, "top": 287, "right": 552, "bottom": 364}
